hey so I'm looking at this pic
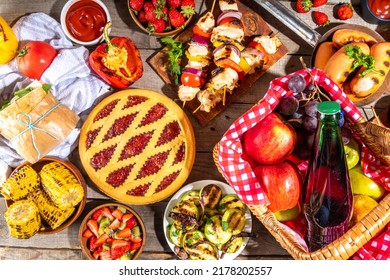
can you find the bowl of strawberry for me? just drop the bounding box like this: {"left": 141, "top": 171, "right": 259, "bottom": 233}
{"left": 128, "top": 0, "right": 195, "bottom": 36}
{"left": 79, "top": 203, "right": 146, "bottom": 260}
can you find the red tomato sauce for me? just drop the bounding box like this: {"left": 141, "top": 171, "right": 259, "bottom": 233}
{"left": 65, "top": 0, "right": 107, "bottom": 42}
{"left": 368, "top": 0, "right": 390, "bottom": 19}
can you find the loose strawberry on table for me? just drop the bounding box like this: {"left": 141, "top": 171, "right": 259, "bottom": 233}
{"left": 337, "top": 3, "right": 354, "bottom": 20}
{"left": 312, "top": 0, "right": 327, "bottom": 7}
{"left": 296, "top": 0, "right": 312, "bottom": 13}
{"left": 313, "top": 11, "right": 330, "bottom": 26}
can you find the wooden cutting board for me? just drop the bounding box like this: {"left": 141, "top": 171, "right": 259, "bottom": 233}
{"left": 147, "top": 1, "right": 289, "bottom": 126}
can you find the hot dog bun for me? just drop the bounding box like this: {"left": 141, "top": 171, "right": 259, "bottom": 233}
{"left": 332, "top": 29, "right": 378, "bottom": 49}
{"left": 314, "top": 42, "right": 338, "bottom": 70}
{"left": 350, "top": 42, "right": 390, "bottom": 98}
{"left": 323, "top": 42, "right": 370, "bottom": 88}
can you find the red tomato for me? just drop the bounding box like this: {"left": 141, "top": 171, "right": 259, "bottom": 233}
{"left": 181, "top": 72, "right": 205, "bottom": 88}
{"left": 17, "top": 41, "right": 57, "bottom": 79}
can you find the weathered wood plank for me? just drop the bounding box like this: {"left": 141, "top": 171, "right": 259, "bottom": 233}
{"left": 0, "top": 198, "right": 291, "bottom": 259}
{"left": 0, "top": 247, "right": 292, "bottom": 260}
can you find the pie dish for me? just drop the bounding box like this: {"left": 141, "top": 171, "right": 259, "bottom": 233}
{"left": 79, "top": 89, "right": 196, "bottom": 204}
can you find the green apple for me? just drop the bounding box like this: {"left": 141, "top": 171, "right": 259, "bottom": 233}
{"left": 344, "top": 138, "right": 360, "bottom": 170}
{"left": 349, "top": 166, "right": 386, "bottom": 201}
{"left": 274, "top": 204, "right": 300, "bottom": 222}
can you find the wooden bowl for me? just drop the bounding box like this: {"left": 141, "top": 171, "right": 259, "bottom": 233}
{"left": 128, "top": 2, "right": 193, "bottom": 36}
{"left": 79, "top": 203, "right": 146, "bottom": 260}
{"left": 311, "top": 23, "right": 389, "bottom": 107}
{"left": 5, "top": 157, "right": 87, "bottom": 234}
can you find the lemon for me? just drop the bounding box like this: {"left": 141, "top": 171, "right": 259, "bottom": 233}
{"left": 350, "top": 194, "right": 378, "bottom": 226}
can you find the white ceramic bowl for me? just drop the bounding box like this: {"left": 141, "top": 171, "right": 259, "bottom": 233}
{"left": 60, "top": 0, "right": 111, "bottom": 46}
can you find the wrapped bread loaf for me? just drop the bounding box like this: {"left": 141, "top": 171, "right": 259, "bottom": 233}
{"left": 0, "top": 81, "right": 79, "bottom": 163}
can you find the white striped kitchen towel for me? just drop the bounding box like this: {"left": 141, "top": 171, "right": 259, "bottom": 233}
{"left": 0, "top": 12, "right": 112, "bottom": 167}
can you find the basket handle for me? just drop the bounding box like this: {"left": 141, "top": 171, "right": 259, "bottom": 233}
{"left": 250, "top": 194, "right": 390, "bottom": 260}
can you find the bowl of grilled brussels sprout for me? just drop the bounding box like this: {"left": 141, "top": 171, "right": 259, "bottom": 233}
{"left": 163, "top": 180, "right": 253, "bottom": 260}
{"left": 1, "top": 157, "right": 86, "bottom": 237}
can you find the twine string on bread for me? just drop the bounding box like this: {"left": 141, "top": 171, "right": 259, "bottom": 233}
{"left": 12, "top": 103, "right": 61, "bottom": 159}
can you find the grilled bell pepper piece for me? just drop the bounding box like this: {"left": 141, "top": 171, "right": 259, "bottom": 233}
{"left": 0, "top": 16, "right": 18, "bottom": 64}
{"left": 89, "top": 22, "right": 143, "bottom": 89}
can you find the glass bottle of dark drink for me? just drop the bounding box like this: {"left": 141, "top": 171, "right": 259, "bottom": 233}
{"left": 303, "top": 101, "right": 353, "bottom": 252}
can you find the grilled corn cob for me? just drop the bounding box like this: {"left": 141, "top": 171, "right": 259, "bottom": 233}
{"left": 39, "top": 162, "right": 84, "bottom": 209}
{"left": 4, "top": 200, "right": 41, "bottom": 239}
{"left": 0, "top": 165, "right": 40, "bottom": 201}
{"left": 28, "top": 187, "right": 75, "bottom": 230}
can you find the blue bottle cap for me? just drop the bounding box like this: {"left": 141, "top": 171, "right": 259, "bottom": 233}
{"left": 317, "top": 101, "right": 340, "bottom": 114}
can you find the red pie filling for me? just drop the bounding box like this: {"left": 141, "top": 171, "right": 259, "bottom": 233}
{"left": 106, "top": 164, "right": 134, "bottom": 187}
{"left": 90, "top": 144, "right": 117, "bottom": 170}
{"left": 102, "top": 112, "right": 138, "bottom": 142}
{"left": 93, "top": 99, "right": 119, "bottom": 122}
{"left": 139, "top": 103, "right": 167, "bottom": 127}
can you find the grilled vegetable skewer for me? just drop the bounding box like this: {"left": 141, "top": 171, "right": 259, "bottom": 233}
{"left": 178, "top": 11, "right": 216, "bottom": 103}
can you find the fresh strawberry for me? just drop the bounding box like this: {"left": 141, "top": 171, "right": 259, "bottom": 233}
{"left": 92, "top": 247, "right": 103, "bottom": 259}
{"left": 143, "top": 1, "right": 154, "bottom": 12}
{"left": 130, "top": 242, "right": 142, "bottom": 251}
{"left": 147, "top": 19, "right": 166, "bottom": 33}
{"left": 126, "top": 217, "right": 137, "bottom": 229}
{"left": 181, "top": 0, "right": 195, "bottom": 18}
{"left": 313, "top": 11, "right": 330, "bottom": 26}
{"left": 145, "top": 7, "right": 157, "bottom": 22}
{"left": 312, "top": 0, "right": 327, "bottom": 7}
{"left": 87, "top": 219, "right": 99, "bottom": 237}
{"left": 110, "top": 240, "right": 131, "bottom": 260}
{"left": 138, "top": 10, "right": 147, "bottom": 23}
{"left": 296, "top": 0, "right": 312, "bottom": 13}
{"left": 155, "top": 5, "right": 168, "bottom": 20}
{"left": 89, "top": 235, "right": 100, "bottom": 251}
{"left": 96, "top": 232, "right": 110, "bottom": 245}
{"left": 106, "top": 237, "right": 114, "bottom": 244}
{"left": 116, "top": 227, "right": 132, "bottom": 239}
{"left": 82, "top": 228, "right": 94, "bottom": 239}
{"left": 91, "top": 208, "right": 104, "bottom": 221}
{"left": 337, "top": 3, "right": 353, "bottom": 20}
{"left": 181, "top": 0, "right": 194, "bottom": 8}
{"left": 169, "top": 9, "right": 185, "bottom": 28}
{"left": 122, "top": 213, "right": 134, "bottom": 223}
{"left": 167, "top": 0, "right": 181, "bottom": 9}
{"left": 129, "top": 234, "right": 143, "bottom": 243}
{"left": 91, "top": 207, "right": 114, "bottom": 221}
{"left": 108, "top": 218, "right": 121, "bottom": 230}
{"left": 99, "top": 250, "right": 112, "bottom": 260}
{"left": 111, "top": 209, "right": 124, "bottom": 220}
{"left": 129, "top": 0, "right": 144, "bottom": 11}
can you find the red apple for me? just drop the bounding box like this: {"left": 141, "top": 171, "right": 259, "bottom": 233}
{"left": 243, "top": 112, "right": 296, "bottom": 165}
{"left": 254, "top": 160, "right": 302, "bottom": 212}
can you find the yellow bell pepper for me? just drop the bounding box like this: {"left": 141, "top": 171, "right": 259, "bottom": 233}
{"left": 0, "top": 16, "right": 18, "bottom": 64}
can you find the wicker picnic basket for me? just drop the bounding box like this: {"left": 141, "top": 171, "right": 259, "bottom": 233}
{"left": 212, "top": 68, "right": 390, "bottom": 260}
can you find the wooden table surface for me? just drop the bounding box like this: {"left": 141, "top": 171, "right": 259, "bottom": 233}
{"left": 0, "top": 0, "right": 389, "bottom": 260}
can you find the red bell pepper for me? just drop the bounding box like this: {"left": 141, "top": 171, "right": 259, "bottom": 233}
{"left": 89, "top": 22, "right": 143, "bottom": 89}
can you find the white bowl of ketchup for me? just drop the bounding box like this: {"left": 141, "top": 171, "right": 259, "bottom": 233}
{"left": 60, "top": 0, "right": 111, "bottom": 46}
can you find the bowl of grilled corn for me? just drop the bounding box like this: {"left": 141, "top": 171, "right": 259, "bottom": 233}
{"left": 1, "top": 157, "right": 87, "bottom": 238}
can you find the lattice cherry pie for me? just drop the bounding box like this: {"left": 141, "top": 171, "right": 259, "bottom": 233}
{"left": 79, "top": 89, "right": 195, "bottom": 204}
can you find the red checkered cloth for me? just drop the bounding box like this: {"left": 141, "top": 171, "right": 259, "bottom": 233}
{"left": 216, "top": 68, "right": 390, "bottom": 260}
